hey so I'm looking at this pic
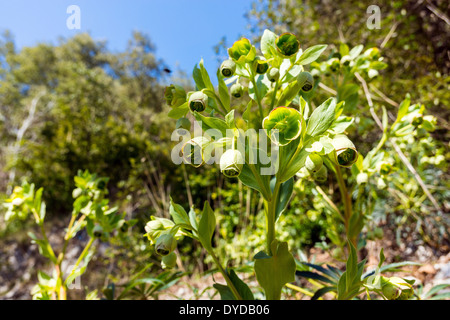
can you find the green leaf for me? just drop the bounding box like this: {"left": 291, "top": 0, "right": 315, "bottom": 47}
{"left": 239, "top": 163, "right": 271, "bottom": 200}
{"left": 242, "top": 100, "right": 253, "bottom": 122}
{"left": 396, "top": 95, "right": 411, "bottom": 123}
{"left": 217, "top": 71, "right": 231, "bottom": 111}
{"left": 248, "top": 74, "right": 270, "bottom": 102}
{"left": 340, "top": 43, "right": 350, "bottom": 56}
{"left": 198, "top": 201, "right": 216, "bottom": 252}
{"left": 261, "top": 29, "right": 278, "bottom": 59}
{"left": 312, "top": 286, "right": 337, "bottom": 300}
{"left": 378, "top": 248, "right": 386, "bottom": 269}
{"left": 225, "top": 110, "right": 235, "bottom": 129}
{"left": 254, "top": 240, "right": 296, "bottom": 300}
{"left": 296, "top": 45, "right": 328, "bottom": 65}
{"left": 328, "top": 116, "right": 354, "bottom": 134}
{"left": 213, "top": 268, "right": 254, "bottom": 300}
{"left": 272, "top": 177, "right": 293, "bottom": 221}
{"left": 422, "top": 284, "right": 450, "bottom": 299}
{"left": 306, "top": 98, "right": 337, "bottom": 137}
{"left": 199, "top": 58, "right": 214, "bottom": 92}
{"left": 193, "top": 112, "right": 230, "bottom": 137}
{"left": 28, "top": 232, "right": 57, "bottom": 263}
{"left": 277, "top": 81, "right": 301, "bottom": 107}
{"left": 169, "top": 198, "right": 191, "bottom": 227}
{"left": 349, "top": 45, "right": 364, "bottom": 59}
{"left": 213, "top": 283, "right": 235, "bottom": 300}
{"left": 168, "top": 102, "right": 189, "bottom": 119}
{"left": 192, "top": 64, "right": 206, "bottom": 90}
{"left": 296, "top": 271, "right": 336, "bottom": 285}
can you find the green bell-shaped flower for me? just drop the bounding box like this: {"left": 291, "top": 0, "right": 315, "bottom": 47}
{"left": 363, "top": 47, "right": 380, "bottom": 60}
{"left": 331, "top": 135, "right": 358, "bottom": 167}
{"left": 164, "top": 84, "right": 186, "bottom": 107}
{"left": 381, "top": 276, "right": 414, "bottom": 300}
{"left": 356, "top": 172, "right": 369, "bottom": 185}
{"left": 275, "top": 32, "right": 300, "bottom": 57}
{"left": 220, "top": 59, "right": 236, "bottom": 77}
{"left": 263, "top": 107, "right": 303, "bottom": 146}
{"left": 155, "top": 233, "right": 177, "bottom": 256}
{"left": 230, "top": 83, "right": 244, "bottom": 98}
{"left": 305, "top": 153, "right": 323, "bottom": 173}
{"left": 313, "top": 165, "right": 328, "bottom": 183}
{"left": 228, "top": 38, "right": 257, "bottom": 64}
{"left": 188, "top": 91, "right": 208, "bottom": 112}
{"left": 327, "top": 58, "right": 340, "bottom": 72}
{"left": 268, "top": 68, "right": 280, "bottom": 82}
{"left": 182, "top": 136, "right": 212, "bottom": 168}
{"left": 254, "top": 57, "right": 269, "bottom": 74}
{"left": 161, "top": 252, "right": 177, "bottom": 269}
{"left": 378, "top": 161, "right": 393, "bottom": 176}
{"left": 297, "top": 71, "right": 314, "bottom": 92}
{"left": 93, "top": 225, "right": 104, "bottom": 238}
{"left": 220, "top": 149, "right": 244, "bottom": 178}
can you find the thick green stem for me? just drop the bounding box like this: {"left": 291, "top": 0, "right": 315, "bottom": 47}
{"left": 335, "top": 165, "right": 355, "bottom": 246}
{"left": 265, "top": 180, "right": 281, "bottom": 255}
{"left": 209, "top": 249, "right": 242, "bottom": 300}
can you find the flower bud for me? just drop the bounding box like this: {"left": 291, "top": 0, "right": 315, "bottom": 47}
{"left": 356, "top": 172, "right": 369, "bottom": 185}
{"left": 422, "top": 115, "right": 437, "bottom": 132}
{"left": 12, "top": 197, "right": 24, "bottom": 207}
{"left": 119, "top": 221, "right": 129, "bottom": 233}
{"left": 327, "top": 58, "right": 340, "bottom": 72}
{"left": 331, "top": 135, "right": 358, "bottom": 167}
{"left": 268, "top": 68, "right": 280, "bottom": 82}
{"left": 220, "top": 149, "right": 244, "bottom": 178}
{"left": 340, "top": 55, "right": 352, "bottom": 66}
{"left": 230, "top": 83, "right": 244, "bottom": 98}
{"left": 144, "top": 218, "right": 174, "bottom": 244}
{"left": 255, "top": 58, "right": 269, "bottom": 74}
{"left": 313, "top": 165, "right": 328, "bottom": 183}
{"left": 220, "top": 59, "right": 236, "bottom": 78}
{"left": 228, "top": 38, "right": 256, "bottom": 63}
{"left": 377, "top": 177, "right": 387, "bottom": 190}
{"left": 188, "top": 91, "right": 208, "bottom": 112}
{"left": 161, "top": 252, "right": 177, "bottom": 269}
{"left": 297, "top": 72, "right": 314, "bottom": 92}
{"left": 155, "top": 233, "right": 177, "bottom": 256}
{"left": 305, "top": 153, "right": 323, "bottom": 173}
{"left": 164, "top": 84, "right": 186, "bottom": 107}
{"left": 275, "top": 33, "right": 300, "bottom": 57}
{"left": 378, "top": 161, "right": 393, "bottom": 176}
{"left": 93, "top": 225, "right": 104, "bottom": 238}
{"left": 411, "top": 114, "right": 423, "bottom": 127}
{"left": 176, "top": 117, "right": 191, "bottom": 133}
{"left": 364, "top": 47, "right": 380, "bottom": 60}
{"left": 381, "top": 277, "right": 413, "bottom": 300}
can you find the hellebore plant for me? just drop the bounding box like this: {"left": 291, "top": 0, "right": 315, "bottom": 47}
{"left": 3, "top": 170, "right": 134, "bottom": 300}
{"left": 156, "top": 29, "right": 427, "bottom": 300}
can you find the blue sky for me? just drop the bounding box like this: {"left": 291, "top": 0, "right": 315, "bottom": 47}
{"left": 0, "top": 0, "right": 255, "bottom": 77}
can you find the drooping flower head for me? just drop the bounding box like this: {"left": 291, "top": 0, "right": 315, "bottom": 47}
{"left": 220, "top": 149, "right": 244, "bottom": 178}
{"left": 331, "top": 134, "right": 358, "bottom": 167}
